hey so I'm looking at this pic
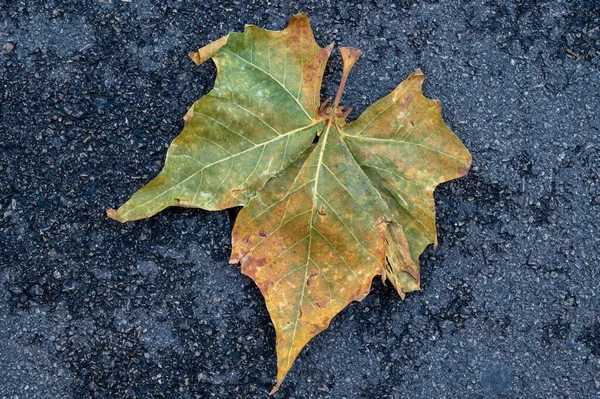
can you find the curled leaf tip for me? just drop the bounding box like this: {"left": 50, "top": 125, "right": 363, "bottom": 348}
{"left": 183, "top": 105, "right": 194, "bottom": 126}
{"left": 188, "top": 51, "right": 200, "bottom": 64}
{"left": 189, "top": 34, "right": 230, "bottom": 66}
{"left": 106, "top": 208, "right": 124, "bottom": 223}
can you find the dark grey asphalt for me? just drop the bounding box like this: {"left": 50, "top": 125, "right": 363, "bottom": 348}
{"left": 1, "top": 1, "right": 599, "bottom": 398}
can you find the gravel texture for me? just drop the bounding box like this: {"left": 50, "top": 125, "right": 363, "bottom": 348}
{"left": 1, "top": 1, "right": 599, "bottom": 398}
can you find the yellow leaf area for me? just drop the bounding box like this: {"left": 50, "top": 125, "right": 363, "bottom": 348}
{"left": 107, "top": 13, "right": 471, "bottom": 393}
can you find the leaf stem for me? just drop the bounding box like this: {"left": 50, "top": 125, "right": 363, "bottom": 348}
{"left": 332, "top": 47, "right": 362, "bottom": 110}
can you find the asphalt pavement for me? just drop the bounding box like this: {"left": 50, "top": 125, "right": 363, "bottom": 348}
{"left": 1, "top": 1, "right": 599, "bottom": 398}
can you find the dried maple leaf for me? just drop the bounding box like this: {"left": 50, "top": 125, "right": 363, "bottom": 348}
{"left": 107, "top": 13, "right": 471, "bottom": 393}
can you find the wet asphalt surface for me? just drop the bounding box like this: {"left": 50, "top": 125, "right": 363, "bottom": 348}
{"left": 1, "top": 1, "right": 600, "bottom": 398}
